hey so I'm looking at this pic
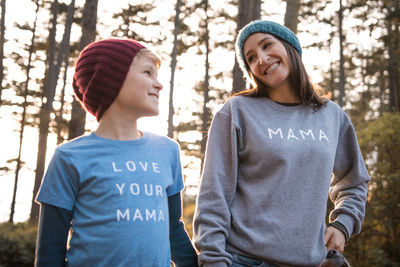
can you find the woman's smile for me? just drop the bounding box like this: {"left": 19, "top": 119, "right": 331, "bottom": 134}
{"left": 264, "top": 61, "right": 280, "bottom": 75}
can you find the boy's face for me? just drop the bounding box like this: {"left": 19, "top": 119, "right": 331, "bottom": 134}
{"left": 113, "top": 55, "right": 163, "bottom": 118}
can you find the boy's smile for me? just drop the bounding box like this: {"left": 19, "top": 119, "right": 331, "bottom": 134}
{"left": 148, "top": 91, "right": 159, "bottom": 101}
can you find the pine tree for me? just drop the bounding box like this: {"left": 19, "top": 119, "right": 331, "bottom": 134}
{"left": 67, "top": 0, "right": 99, "bottom": 140}
{"left": 231, "top": 0, "right": 260, "bottom": 93}
{"left": 168, "top": 0, "right": 182, "bottom": 139}
{"left": 284, "top": 0, "right": 300, "bottom": 32}
{"left": 9, "top": 0, "right": 40, "bottom": 223}
{"left": 176, "top": 0, "right": 232, "bottom": 176}
{"left": 337, "top": 0, "right": 345, "bottom": 107}
{"left": 110, "top": 2, "right": 162, "bottom": 42}
{"left": 0, "top": 0, "right": 6, "bottom": 105}
{"left": 30, "top": 0, "right": 75, "bottom": 223}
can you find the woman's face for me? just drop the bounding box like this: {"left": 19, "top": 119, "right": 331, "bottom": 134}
{"left": 243, "top": 33, "right": 291, "bottom": 92}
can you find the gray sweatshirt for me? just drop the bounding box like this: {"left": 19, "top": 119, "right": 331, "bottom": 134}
{"left": 193, "top": 96, "right": 370, "bottom": 267}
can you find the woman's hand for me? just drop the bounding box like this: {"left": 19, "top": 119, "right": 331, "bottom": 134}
{"left": 324, "top": 226, "right": 346, "bottom": 253}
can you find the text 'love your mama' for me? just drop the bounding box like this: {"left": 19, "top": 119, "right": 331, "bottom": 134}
{"left": 112, "top": 160, "right": 166, "bottom": 223}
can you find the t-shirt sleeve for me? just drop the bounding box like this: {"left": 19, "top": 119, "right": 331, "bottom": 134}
{"left": 35, "top": 148, "right": 79, "bottom": 211}
{"left": 166, "top": 142, "right": 184, "bottom": 197}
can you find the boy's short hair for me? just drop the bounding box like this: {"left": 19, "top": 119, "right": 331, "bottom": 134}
{"left": 136, "top": 48, "right": 162, "bottom": 69}
{"left": 73, "top": 38, "right": 146, "bottom": 121}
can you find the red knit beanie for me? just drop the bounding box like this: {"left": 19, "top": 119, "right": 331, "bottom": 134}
{"left": 73, "top": 38, "right": 145, "bottom": 121}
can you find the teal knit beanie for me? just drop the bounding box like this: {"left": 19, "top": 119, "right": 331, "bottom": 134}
{"left": 235, "top": 20, "right": 302, "bottom": 81}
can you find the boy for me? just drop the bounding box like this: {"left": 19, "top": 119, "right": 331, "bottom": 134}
{"left": 35, "top": 38, "right": 198, "bottom": 267}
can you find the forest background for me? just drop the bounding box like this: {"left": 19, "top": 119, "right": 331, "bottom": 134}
{"left": 0, "top": 0, "right": 399, "bottom": 266}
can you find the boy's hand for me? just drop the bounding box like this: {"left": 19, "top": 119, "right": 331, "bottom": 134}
{"left": 324, "top": 226, "right": 345, "bottom": 253}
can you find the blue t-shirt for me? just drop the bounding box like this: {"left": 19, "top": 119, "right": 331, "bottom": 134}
{"left": 36, "top": 132, "right": 184, "bottom": 267}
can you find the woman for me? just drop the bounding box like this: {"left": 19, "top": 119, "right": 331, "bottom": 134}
{"left": 193, "top": 20, "right": 370, "bottom": 267}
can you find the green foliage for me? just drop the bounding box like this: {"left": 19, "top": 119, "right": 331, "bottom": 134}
{"left": 183, "top": 194, "right": 197, "bottom": 239}
{"left": 344, "top": 113, "right": 400, "bottom": 266}
{"left": 0, "top": 222, "right": 37, "bottom": 267}
{"left": 358, "top": 112, "right": 400, "bottom": 174}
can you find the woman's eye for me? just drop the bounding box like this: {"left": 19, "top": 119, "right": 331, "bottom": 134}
{"left": 247, "top": 56, "right": 254, "bottom": 63}
{"left": 144, "top": 70, "right": 151, "bottom": 76}
{"left": 263, "top": 43, "right": 271, "bottom": 49}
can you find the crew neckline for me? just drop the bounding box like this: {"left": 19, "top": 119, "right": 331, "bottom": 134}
{"left": 89, "top": 131, "right": 149, "bottom": 145}
{"left": 274, "top": 101, "right": 302, "bottom": 106}
{"left": 260, "top": 96, "right": 307, "bottom": 112}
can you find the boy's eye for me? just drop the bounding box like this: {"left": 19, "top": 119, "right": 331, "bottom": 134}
{"left": 144, "top": 70, "right": 151, "bottom": 76}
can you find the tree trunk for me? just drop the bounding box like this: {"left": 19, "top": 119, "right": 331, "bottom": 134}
{"left": 29, "top": 0, "right": 59, "bottom": 223}
{"left": 0, "top": 0, "right": 6, "bottom": 106}
{"left": 284, "top": 0, "right": 300, "bottom": 33}
{"left": 386, "top": 1, "right": 400, "bottom": 113}
{"left": 68, "top": 0, "right": 98, "bottom": 140}
{"left": 56, "top": 53, "right": 70, "bottom": 145}
{"left": 232, "top": 0, "right": 260, "bottom": 93}
{"left": 168, "top": 0, "right": 181, "bottom": 139}
{"left": 200, "top": 0, "right": 210, "bottom": 171}
{"left": 30, "top": 0, "right": 75, "bottom": 223}
{"left": 68, "top": 99, "right": 86, "bottom": 139}
{"left": 9, "top": 0, "right": 39, "bottom": 223}
{"left": 338, "top": 0, "right": 345, "bottom": 107}
{"left": 55, "top": 0, "right": 75, "bottom": 144}
{"left": 379, "top": 67, "right": 386, "bottom": 114}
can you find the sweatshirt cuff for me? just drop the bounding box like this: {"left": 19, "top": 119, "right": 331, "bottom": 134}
{"left": 328, "top": 221, "right": 349, "bottom": 243}
{"left": 331, "top": 214, "right": 355, "bottom": 241}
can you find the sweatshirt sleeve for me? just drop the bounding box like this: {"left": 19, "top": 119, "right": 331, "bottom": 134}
{"left": 329, "top": 112, "right": 370, "bottom": 238}
{"left": 193, "top": 111, "right": 240, "bottom": 267}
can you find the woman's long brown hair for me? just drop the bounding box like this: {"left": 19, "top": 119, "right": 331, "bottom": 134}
{"left": 235, "top": 38, "right": 327, "bottom": 111}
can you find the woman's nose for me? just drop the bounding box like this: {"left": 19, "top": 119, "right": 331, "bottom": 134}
{"left": 259, "top": 53, "right": 269, "bottom": 65}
